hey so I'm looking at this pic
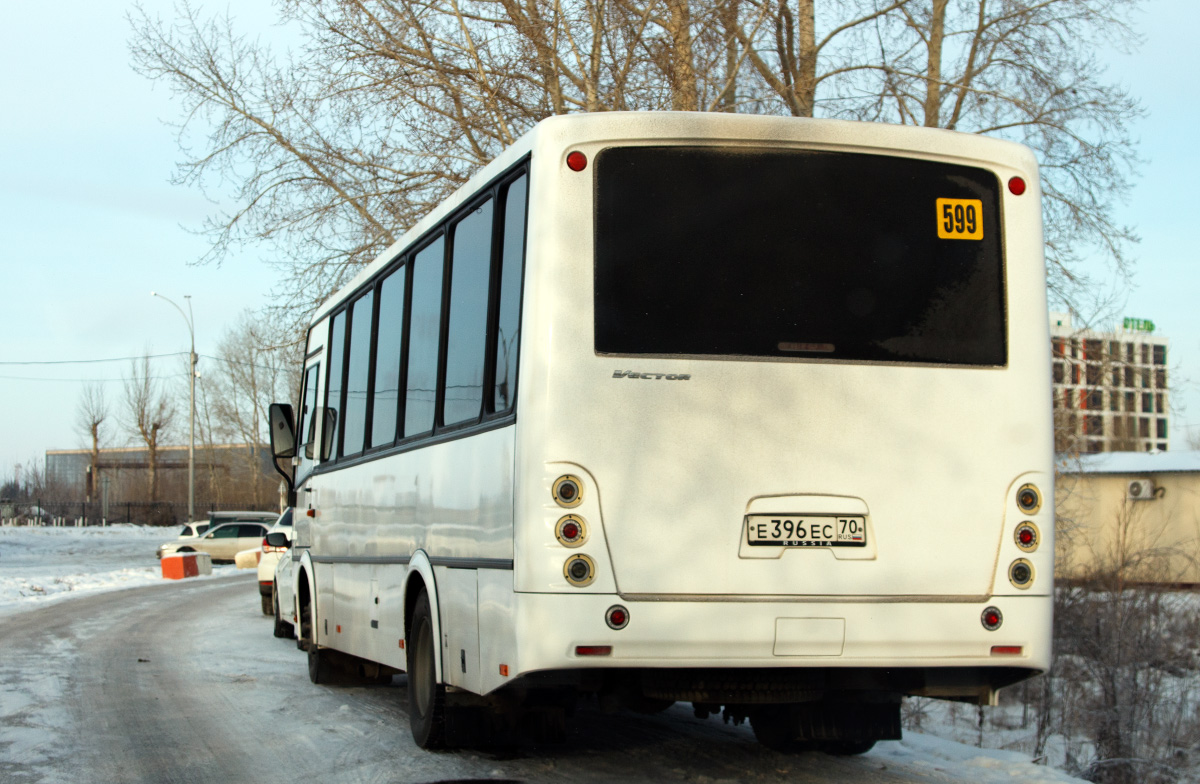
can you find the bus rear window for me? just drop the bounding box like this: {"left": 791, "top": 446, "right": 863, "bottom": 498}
{"left": 594, "top": 146, "right": 1006, "bottom": 366}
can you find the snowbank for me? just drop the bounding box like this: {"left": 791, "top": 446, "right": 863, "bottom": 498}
{"left": 0, "top": 523, "right": 236, "bottom": 612}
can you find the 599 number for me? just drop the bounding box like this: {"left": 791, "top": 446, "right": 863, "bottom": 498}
{"left": 936, "top": 198, "right": 984, "bottom": 240}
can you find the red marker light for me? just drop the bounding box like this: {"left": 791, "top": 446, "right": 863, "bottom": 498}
{"left": 562, "top": 521, "right": 580, "bottom": 540}
{"left": 575, "top": 645, "right": 612, "bottom": 656}
{"left": 991, "top": 645, "right": 1023, "bottom": 656}
{"left": 1019, "top": 529, "right": 1035, "bottom": 545}
{"left": 606, "top": 605, "right": 629, "bottom": 629}
{"left": 566, "top": 151, "right": 588, "bottom": 172}
{"left": 1008, "top": 176, "right": 1027, "bottom": 196}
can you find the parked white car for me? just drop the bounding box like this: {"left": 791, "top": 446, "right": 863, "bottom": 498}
{"left": 157, "top": 521, "right": 273, "bottom": 564}
{"left": 176, "top": 521, "right": 213, "bottom": 539}
{"left": 257, "top": 508, "right": 293, "bottom": 615}
{"left": 234, "top": 547, "right": 261, "bottom": 570}
{"left": 271, "top": 529, "right": 297, "bottom": 639}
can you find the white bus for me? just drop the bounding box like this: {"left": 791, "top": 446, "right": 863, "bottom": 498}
{"left": 268, "top": 112, "right": 1054, "bottom": 753}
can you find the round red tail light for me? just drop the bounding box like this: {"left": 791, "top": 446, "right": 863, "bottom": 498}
{"left": 981, "top": 606, "right": 1003, "bottom": 631}
{"left": 1014, "top": 522, "right": 1040, "bottom": 552}
{"left": 1008, "top": 176, "right": 1027, "bottom": 195}
{"left": 566, "top": 151, "right": 588, "bottom": 172}
{"left": 555, "top": 515, "right": 587, "bottom": 547}
{"left": 606, "top": 605, "right": 629, "bottom": 630}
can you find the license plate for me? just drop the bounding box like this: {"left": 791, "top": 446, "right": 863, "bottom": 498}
{"left": 746, "top": 515, "right": 867, "bottom": 547}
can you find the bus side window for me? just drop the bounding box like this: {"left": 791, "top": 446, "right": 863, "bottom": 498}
{"left": 493, "top": 174, "right": 527, "bottom": 414}
{"left": 325, "top": 311, "right": 347, "bottom": 457}
{"left": 298, "top": 363, "right": 320, "bottom": 462}
{"left": 370, "top": 263, "right": 406, "bottom": 448}
{"left": 404, "top": 236, "right": 445, "bottom": 437}
{"left": 340, "top": 289, "right": 375, "bottom": 457}
{"left": 443, "top": 198, "right": 494, "bottom": 426}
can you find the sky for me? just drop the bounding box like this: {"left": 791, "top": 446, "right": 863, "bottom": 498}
{"left": 1, "top": 0, "right": 1198, "bottom": 478}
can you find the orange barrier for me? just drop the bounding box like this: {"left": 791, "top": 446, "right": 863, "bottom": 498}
{"left": 161, "top": 552, "right": 213, "bottom": 579}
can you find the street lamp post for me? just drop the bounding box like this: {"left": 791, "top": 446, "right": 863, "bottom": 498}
{"left": 151, "top": 292, "right": 196, "bottom": 523}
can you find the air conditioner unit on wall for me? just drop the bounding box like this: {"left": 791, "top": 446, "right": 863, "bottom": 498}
{"left": 1127, "top": 479, "right": 1156, "bottom": 501}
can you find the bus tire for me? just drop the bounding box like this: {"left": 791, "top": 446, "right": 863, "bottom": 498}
{"left": 272, "top": 586, "right": 293, "bottom": 639}
{"left": 750, "top": 706, "right": 810, "bottom": 753}
{"left": 261, "top": 593, "right": 273, "bottom": 615}
{"left": 302, "top": 598, "right": 337, "bottom": 683}
{"left": 407, "top": 589, "right": 447, "bottom": 749}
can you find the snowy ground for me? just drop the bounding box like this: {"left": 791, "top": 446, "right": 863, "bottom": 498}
{"left": 0, "top": 522, "right": 239, "bottom": 612}
{"left": 0, "top": 522, "right": 1088, "bottom": 783}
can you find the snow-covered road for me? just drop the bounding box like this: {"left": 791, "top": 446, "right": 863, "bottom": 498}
{"left": 0, "top": 524, "right": 1085, "bottom": 783}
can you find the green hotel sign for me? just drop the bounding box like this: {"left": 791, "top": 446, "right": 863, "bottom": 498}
{"left": 1123, "top": 317, "right": 1155, "bottom": 333}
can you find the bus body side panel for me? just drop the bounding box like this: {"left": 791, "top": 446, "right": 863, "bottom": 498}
{"left": 309, "top": 425, "right": 516, "bottom": 673}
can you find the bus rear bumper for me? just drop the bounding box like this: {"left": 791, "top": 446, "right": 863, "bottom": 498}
{"left": 506, "top": 593, "right": 1051, "bottom": 699}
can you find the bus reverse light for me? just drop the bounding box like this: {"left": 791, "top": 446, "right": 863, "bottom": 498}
{"left": 564, "top": 554, "right": 596, "bottom": 587}
{"left": 1009, "top": 559, "right": 1034, "bottom": 589}
{"left": 981, "top": 606, "right": 1003, "bottom": 631}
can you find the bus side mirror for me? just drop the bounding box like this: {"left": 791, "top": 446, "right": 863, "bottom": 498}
{"left": 269, "top": 404, "right": 296, "bottom": 459}
{"left": 264, "top": 531, "right": 290, "bottom": 549}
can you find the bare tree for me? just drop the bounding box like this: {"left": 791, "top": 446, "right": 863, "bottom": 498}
{"left": 129, "top": 0, "right": 1144, "bottom": 317}
{"left": 122, "top": 354, "right": 177, "bottom": 502}
{"left": 75, "top": 382, "right": 109, "bottom": 502}
{"left": 199, "top": 312, "right": 302, "bottom": 506}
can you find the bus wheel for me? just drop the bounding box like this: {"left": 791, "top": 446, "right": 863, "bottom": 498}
{"left": 272, "top": 586, "right": 293, "bottom": 639}
{"left": 750, "top": 706, "right": 812, "bottom": 753}
{"left": 304, "top": 601, "right": 336, "bottom": 684}
{"left": 407, "top": 589, "right": 447, "bottom": 749}
{"left": 261, "top": 593, "right": 273, "bottom": 615}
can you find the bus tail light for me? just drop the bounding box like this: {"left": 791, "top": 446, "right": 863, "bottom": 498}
{"left": 981, "top": 606, "right": 1003, "bottom": 631}
{"left": 1009, "top": 559, "right": 1034, "bottom": 589}
{"left": 605, "top": 605, "right": 629, "bottom": 630}
{"left": 566, "top": 151, "right": 588, "bottom": 171}
{"left": 575, "top": 645, "right": 611, "bottom": 656}
{"left": 564, "top": 554, "right": 596, "bottom": 587}
{"left": 1014, "top": 522, "right": 1039, "bottom": 552}
{"left": 555, "top": 515, "right": 587, "bottom": 546}
{"left": 991, "top": 645, "right": 1023, "bottom": 656}
{"left": 1008, "top": 176, "right": 1027, "bottom": 195}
